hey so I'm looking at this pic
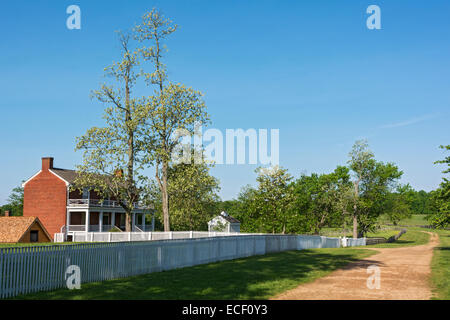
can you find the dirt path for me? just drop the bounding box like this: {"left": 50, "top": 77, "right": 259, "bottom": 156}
{"left": 272, "top": 232, "right": 439, "bottom": 300}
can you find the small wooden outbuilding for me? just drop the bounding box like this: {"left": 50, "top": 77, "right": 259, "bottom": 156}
{"left": 0, "top": 216, "right": 52, "bottom": 243}
{"left": 208, "top": 211, "right": 241, "bottom": 233}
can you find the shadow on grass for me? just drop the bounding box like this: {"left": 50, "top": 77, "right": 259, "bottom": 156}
{"left": 15, "top": 248, "right": 374, "bottom": 300}
{"left": 389, "top": 240, "right": 415, "bottom": 244}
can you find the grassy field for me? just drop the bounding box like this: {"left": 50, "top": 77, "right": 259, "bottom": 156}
{"left": 430, "top": 229, "right": 450, "bottom": 300}
{"left": 0, "top": 242, "right": 84, "bottom": 248}
{"left": 320, "top": 214, "right": 429, "bottom": 239}
{"left": 320, "top": 227, "right": 400, "bottom": 239}
{"left": 366, "top": 229, "right": 430, "bottom": 248}
{"left": 378, "top": 214, "right": 429, "bottom": 226}
{"left": 15, "top": 248, "right": 375, "bottom": 300}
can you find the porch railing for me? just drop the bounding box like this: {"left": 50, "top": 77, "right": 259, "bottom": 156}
{"left": 67, "top": 199, "right": 146, "bottom": 209}
{"left": 66, "top": 225, "right": 121, "bottom": 232}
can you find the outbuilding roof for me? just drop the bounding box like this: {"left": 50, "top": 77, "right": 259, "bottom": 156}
{"left": 218, "top": 211, "right": 240, "bottom": 224}
{"left": 0, "top": 216, "right": 51, "bottom": 243}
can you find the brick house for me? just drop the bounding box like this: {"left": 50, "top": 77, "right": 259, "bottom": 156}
{"left": 23, "top": 157, "right": 153, "bottom": 240}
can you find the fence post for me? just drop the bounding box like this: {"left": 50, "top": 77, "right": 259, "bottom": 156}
{"left": 108, "top": 232, "right": 112, "bottom": 243}
{"left": 340, "top": 237, "right": 347, "bottom": 248}
{"left": 190, "top": 231, "right": 193, "bottom": 239}
{"left": 128, "top": 233, "right": 131, "bottom": 242}
{"left": 148, "top": 232, "right": 152, "bottom": 241}
{"left": 169, "top": 232, "right": 173, "bottom": 240}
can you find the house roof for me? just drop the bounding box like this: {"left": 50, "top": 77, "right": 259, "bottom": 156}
{"left": 0, "top": 217, "right": 51, "bottom": 243}
{"left": 50, "top": 169, "right": 128, "bottom": 190}
{"left": 219, "top": 212, "right": 240, "bottom": 224}
{"left": 23, "top": 158, "right": 129, "bottom": 188}
{"left": 51, "top": 168, "right": 79, "bottom": 184}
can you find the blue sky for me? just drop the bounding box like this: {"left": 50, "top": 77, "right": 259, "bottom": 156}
{"left": 1, "top": 0, "right": 449, "bottom": 204}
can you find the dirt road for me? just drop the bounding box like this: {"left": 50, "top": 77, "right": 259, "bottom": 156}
{"left": 272, "top": 232, "right": 439, "bottom": 300}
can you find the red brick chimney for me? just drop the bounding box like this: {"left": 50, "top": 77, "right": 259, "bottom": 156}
{"left": 4, "top": 210, "right": 10, "bottom": 217}
{"left": 42, "top": 157, "right": 54, "bottom": 171}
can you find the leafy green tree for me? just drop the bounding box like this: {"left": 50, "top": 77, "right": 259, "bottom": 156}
{"left": 292, "top": 166, "right": 351, "bottom": 234}
{"left": 232, "top": 185, "right": 261, "bottom": 233}
{"left": 214, "top": 200, "right": 241, "bottom": 218}
{"left": 75, "top": 32, "right": 146, "bottom": 232}
{"left": 409, "top": 190, "right": 433, "bottom": 215}
{"left": 238, "top": 166, "right": 294, "bottom": 234}
{"left": 1, "top": 184, "right": 24, "bottom": 216}
{"left": 347, "top": 140, "right": 375, "bottom": 237}
{"left": 435, "top": 145, "right": 450, "bottom": 173}
{"left": 429, "top": 183, "right": 450, "bottom": 228}
{"left": 428, "top": 145, "right": 450, "bottom": 228}
{"left": 145, "top": 152, "right": 220, "bottom": 231}
{"left": 166, "top": 158, "right": 220, "bottom": 230}
{"left": 384, "top": 184, "right": 414, "bottom": 225}
{"left": 136, "top": 9, "right": 210, "bottom": 231}
{"left": 348, "top": 140, "right": 403, "bottom": 237}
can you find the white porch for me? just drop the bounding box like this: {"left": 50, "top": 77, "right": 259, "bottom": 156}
{"left": 64, "top": 210, "right": 154, "bottom": 234}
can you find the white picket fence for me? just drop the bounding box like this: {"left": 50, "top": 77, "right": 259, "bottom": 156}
{"left": 62, "top": 231, "right": 244, "bottom": 243}
{"left": 345, "top": 237, "right": 367, "bottom": 247}
{"left": 0, "top": 234, "right": 363, "bottom": 299}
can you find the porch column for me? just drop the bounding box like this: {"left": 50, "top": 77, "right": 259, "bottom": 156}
{"left": 66, "top": 210, "right": 70, "bottom": 231}
{"left": 152, "top": 214, "right": 155, "bottom": 231}
{"left": 85, "top": 210, "right": 90, "bottom": 232}
{"left": 111, "top": 212, "right": 115, "bottom": 229}
{"left": 142, "top": 213, "right": 146, "bottom": 231}
{"left": 132, "top": 213, "right": 136, "bottom": 231}
{"left": 99, "top": 211, "right": 103, "bottom": 232}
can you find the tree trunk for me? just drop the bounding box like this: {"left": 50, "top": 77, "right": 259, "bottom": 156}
{"left": 342, "top": 210, "right": 347, "bottom": 235}
{"left": 125, "top": 212, "right": 132, "bottom": 232}
{"left": 124, "top": 63, "right": 134, "bottom": 233}
{"left": 352, "top": 179, "right": 360, "bottom": 238}
{"left": 162, "top": 160, "right": 170, "bottom": 231}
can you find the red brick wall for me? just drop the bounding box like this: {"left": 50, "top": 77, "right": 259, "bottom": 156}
{"left": 23, "top": 170, "right": 67, "bottom": 240}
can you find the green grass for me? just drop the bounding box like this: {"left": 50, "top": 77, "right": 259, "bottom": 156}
{"left": 431, "top": 229, "right": 450, "bottom": 300}
{"left": 366, "top": 230, "right": 430, "bottom": 248}
{"left": 366, "top": 229, "right": 400, "bottom": 239}
{"left": 0, "top": 242, "right": 87, "bottom": 248}
{"left": 378, "top": 214, "right": 429, "bottom": 227}
{"left": 320, "top": 227, "right": 400, "bottom": 239}
{"left": 15, "top": 248, "right": 375, "bottom": 300}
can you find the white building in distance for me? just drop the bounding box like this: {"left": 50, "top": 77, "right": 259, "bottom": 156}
{"left": 208, "top": 211, "right": 240, "bottom": 233}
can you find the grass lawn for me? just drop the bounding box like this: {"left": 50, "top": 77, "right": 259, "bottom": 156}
{"left": 366, "top": 230, "right": 430, "bottom": 248}
{"left": 0, "top": 242, "right": 86, "bottom": 248}
{"left": 320, "top": 227, "right": 400, "bottom": 239}
{"left": 14, "top": 248, "right": 375, "bottom": 300}
{"left": 378, "top": 214, "right": 429, "bottom": 227}
{"left": 366, "top": 229, "right": 400, "bottom": 239}
{"left": 431, "top": 229, "right": 450, "bottom": 300}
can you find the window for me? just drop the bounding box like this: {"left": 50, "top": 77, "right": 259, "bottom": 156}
{"left": 103, "top": 213, "right": 110, "bottom": 225}
{"left": 30, "top": 230, "right": 39, "bottom": 243}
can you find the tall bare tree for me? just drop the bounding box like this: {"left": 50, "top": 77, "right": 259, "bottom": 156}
{"left": 75, "top": 33, "right": 145, "bottom": 232}
{"left": 135, "top": 9, "right": 209, "bottom": 231}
